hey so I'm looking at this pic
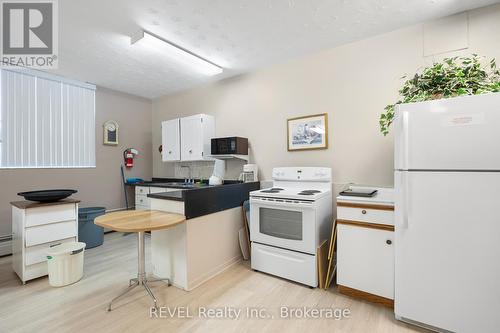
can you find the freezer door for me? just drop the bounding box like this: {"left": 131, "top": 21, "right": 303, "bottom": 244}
{"left": 395, "top": 171, "right": 500, "bottom": 333}
{"left": 394, "top": 93, "right": 500, "bottom": 171}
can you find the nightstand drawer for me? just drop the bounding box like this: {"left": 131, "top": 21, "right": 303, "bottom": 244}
{"left": 26, "top": 204, "right": 76, "bottom": 227}
{"left": 337, "top": 204, "right": 394, "bottom": 226}
{"left": 25, "top": 237, "right": 76, "bottom": 265}
{"left": 25, "top": 221, "right": 77, "bottom": 247}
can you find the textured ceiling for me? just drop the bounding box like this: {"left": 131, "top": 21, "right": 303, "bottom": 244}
{"left": 52, "top": 0, "right": 500, "bottom": 99}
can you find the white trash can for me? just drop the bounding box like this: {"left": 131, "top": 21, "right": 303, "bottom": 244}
{"left": 46, "top": 242, "right": 86, "bottom": 287}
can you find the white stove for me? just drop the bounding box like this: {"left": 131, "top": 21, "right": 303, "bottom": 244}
{"left": 249, "top": 167, "right": 333, "bottom": 287}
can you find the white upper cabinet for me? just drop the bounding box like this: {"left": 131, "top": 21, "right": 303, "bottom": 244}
{"left": 162, "top": 119, "right": 181, "bottom": 162}
{"left": 180, "top": 114, "right": 215, "bottom": 161}
{"left": 180, "top": 115, "right": 202, "bottom": 161}
{"left": 162, "top": 114, "right": 215, "bottom": 162}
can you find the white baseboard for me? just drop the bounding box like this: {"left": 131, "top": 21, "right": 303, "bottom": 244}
{"left": 186, "top": 255, "right": 242, "bottom": 291}
{"left": 106, "top": 207, "right": 129, "bottom": 212}
{"left": 0, "top": 240, "right": 12, "bottom": 256}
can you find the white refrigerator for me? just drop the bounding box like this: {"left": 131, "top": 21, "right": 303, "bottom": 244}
{"left": 394, "top": 93, "right": 500, "bottom": 333}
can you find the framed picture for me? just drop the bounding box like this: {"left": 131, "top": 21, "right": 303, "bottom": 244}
{"left": 103, "top": 120, "right": 119, "bottom": 146}
{"left": 287, "top": 113, "right": 328, "bottom": 151}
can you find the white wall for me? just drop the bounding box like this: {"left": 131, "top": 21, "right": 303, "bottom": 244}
{"left": 152, "top": 4, "right": 500, "bottom": 188}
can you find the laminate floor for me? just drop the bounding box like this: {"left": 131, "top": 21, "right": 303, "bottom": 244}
{"left": 0, "top": 232, "right": 426, "bottom": 333}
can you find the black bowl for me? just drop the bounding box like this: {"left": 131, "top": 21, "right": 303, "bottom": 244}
{"left": 18, "top": 189, "right": 78, "bottom": 203}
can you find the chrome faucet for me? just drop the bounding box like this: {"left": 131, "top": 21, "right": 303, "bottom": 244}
{"left": 180, "top": 165, "right": 193, "bottom": 183}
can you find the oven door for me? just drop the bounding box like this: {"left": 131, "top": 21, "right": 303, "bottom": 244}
{"left": 250, "top": 197, "right": 316, "bottom": 254}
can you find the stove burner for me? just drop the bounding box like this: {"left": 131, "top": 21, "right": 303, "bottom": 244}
{"left": 301, "top": 190, "right": 321, "bottom": 193}
{"left": 261, "top": 189, "right": 280, "bottom": 193}
{"left": 297, "top": 192, "right": 314, "bottom": 195}
{"left": 260, "top": 187, "right": 284, "bottom": 193}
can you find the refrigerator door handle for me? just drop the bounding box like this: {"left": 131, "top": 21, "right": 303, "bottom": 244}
{"left": 398, "top": 171, "right": 409, "bottom": 229}
{"left": 403, "top": 173, "right": 410, "bottom": 229}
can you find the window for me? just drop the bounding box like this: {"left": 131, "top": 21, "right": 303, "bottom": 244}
{"left": 0, "top": 68, "right": 96, "bottom": 168}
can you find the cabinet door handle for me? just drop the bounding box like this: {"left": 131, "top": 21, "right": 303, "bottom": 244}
{"left": 386, "top": 240, "right": 392, "bottom": 245}
{"left": 361, "top": 210, "right": 367, "bottom": 214}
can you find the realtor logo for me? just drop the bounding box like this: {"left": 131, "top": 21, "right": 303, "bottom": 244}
{"left": 1, "top": 0, "right": 58, "bottom": 68}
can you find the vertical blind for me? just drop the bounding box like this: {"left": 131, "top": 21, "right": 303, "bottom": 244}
{"left": 0, "top": 69, "right": 96, "bottom": 168}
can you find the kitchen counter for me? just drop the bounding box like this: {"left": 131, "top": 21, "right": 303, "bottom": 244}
{"left": 148, "top": 182, "right": 260, "bottom": 219}
{"left": 148, "top": 180, "right": 260, "bottom": 291}
{"left": 337, "top": 185, "right": 394, "bottom": 206}
{"left": 125, "top": 178, "right": 243, "bottom": 190}
{"left": 149, "top": 190, "right": 184, "bottom": 201}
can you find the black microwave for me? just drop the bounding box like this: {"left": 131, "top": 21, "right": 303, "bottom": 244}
{"left": 211, "top": 137, "right": 248, "bottom": 155}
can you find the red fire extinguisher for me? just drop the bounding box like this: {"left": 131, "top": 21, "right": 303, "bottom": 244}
{"left": 123, "top": 148, "right": 139, "bottom": 168}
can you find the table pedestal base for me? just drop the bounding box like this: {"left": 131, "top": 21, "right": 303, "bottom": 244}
{"left": 107, "top": 231, "right": 170, "bottom": 311}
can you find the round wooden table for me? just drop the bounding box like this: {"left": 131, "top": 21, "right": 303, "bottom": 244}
{"left": 95, "top": 210, "right": 185, "bottom": 311}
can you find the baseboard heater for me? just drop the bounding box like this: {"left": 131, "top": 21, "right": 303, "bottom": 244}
{"left": 0, "top": 234, "right": 12, "bottom": 256}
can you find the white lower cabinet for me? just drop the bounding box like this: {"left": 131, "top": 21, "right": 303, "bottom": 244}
{"left": 11, "top": 200, "right": 79, "bottom": 284}
{"left": 337, "top": 224, "right": 394, "bottom": 299}
{"left": 336, "top": 194, "right": 395, "bottom": 306}
{"left": 135, "top": 195, "right": 149, "bottom": 208}
{"left": 135, "top": 186, "right": 179, "bottom": 210}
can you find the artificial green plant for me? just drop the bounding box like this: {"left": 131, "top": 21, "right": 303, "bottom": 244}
{"left": 380, "top": 55, "right": 500, "bottom": 135}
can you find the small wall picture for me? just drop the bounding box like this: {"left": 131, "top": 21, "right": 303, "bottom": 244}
{"left": 287, "top": 113, "right": 328, "bottom": 151}
{"left": 103, "top": 120, "right": 119, "bottom": 146}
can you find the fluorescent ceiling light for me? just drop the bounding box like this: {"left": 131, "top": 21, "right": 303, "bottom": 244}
{"left": 131, "top": 30, "right": 223, "bottom": 76}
